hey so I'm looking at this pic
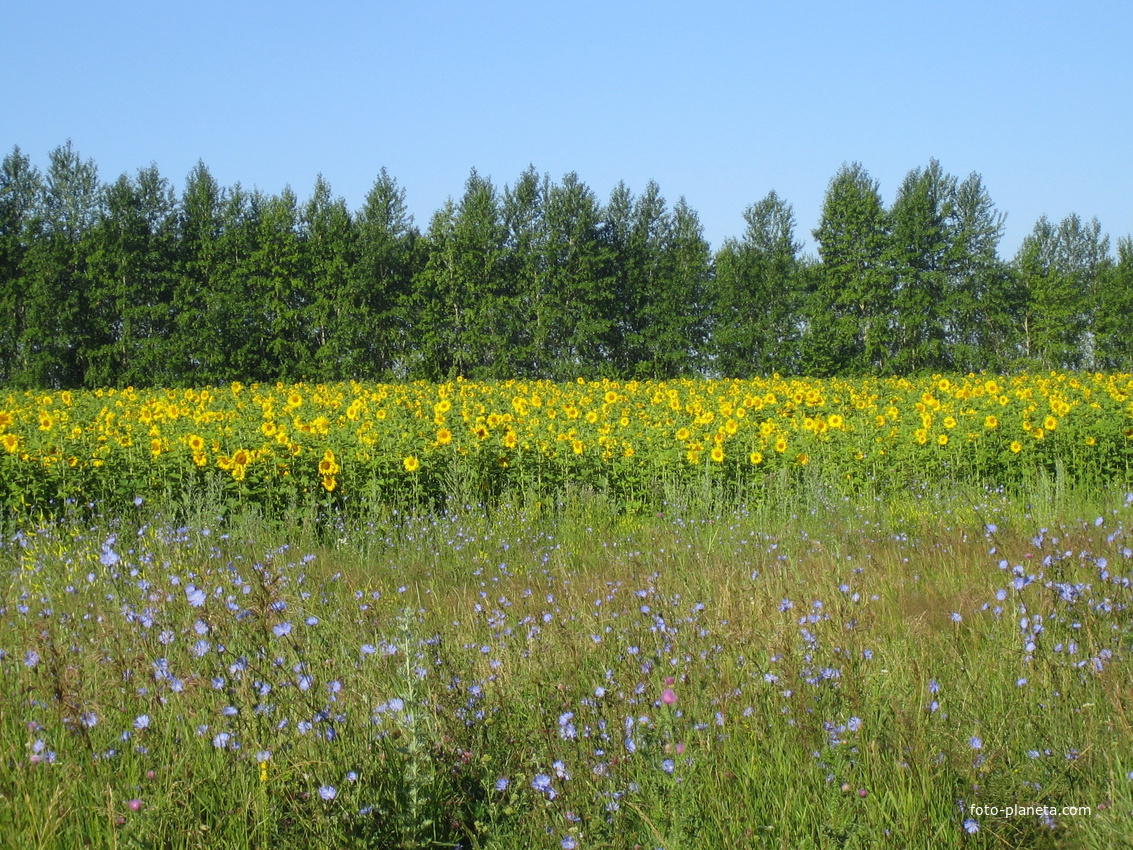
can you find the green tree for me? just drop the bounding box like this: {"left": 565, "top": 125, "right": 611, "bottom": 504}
{"left": 652, "top": 196, "right": 711, "bottom": 377}
{"left": 1016, "top": 213, "right": 1109, "bottom": 369}
{"left": 0, "top": 147, "right": 42, "bottom": 384}
{"left": 887, "top": 160, "right": 954, "bottom": 372}
{"left": 501, "top": 166, "right": 549, "bottom": 377}
{"left": 352, "top": 169, "right": 419, "bottom": 379}
{"left": 413, "top": 170, "right": 510, "bottom": 379}
{"left": 302, "top": 175, "right": 359, "bottom": 380}
{"left": 1093, "top": 236, "right": 1133, "bottom": 369}
{"left": 810, "top": 163, "right": 892, "bottom": 375}
{"left": 17, "top": 141, "right": 102, "bottom": 387}
{"left": 247, "top": 186, "right": 308, "bottom": 381}
{"left": 543, "top": 172, "right": 614, "bottom": 378}
{"left": 709, "top": 190, "right": 803, "bottom": 376}
{"left": 172, "top": 161, "right": 224, "bottom": 383}
{"left": 943, "top": 173, "right": 1018, "bottom": 370}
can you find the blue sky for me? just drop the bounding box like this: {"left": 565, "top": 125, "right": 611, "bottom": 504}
{"left": 4, "top": 0, "right": 1131, "bottom": 256}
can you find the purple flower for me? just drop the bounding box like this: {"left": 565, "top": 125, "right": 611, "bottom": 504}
{"left": 186, "top": 586, "right": 206, "bottom": 608}
{"left": 969, "top": 736, "right": 982, "bottom": 750}
{"left": 532, "top": 773, "right": 555, "bottom": 798}
{"left": 495, "top": 777, "right": 510, "bottom": 791}
{"left": 661, "top": 758, "right": 675, "bottom": 774}
{"left": 847, "top": 716, "right": 862, "bottom": 732}
{"left": 963, "top": 819, "right": 979, "bottom": 834}
{"left": 319, "top": 785, "right": 337, "bottom": 801}
{"left": 272, "top": 622, "right": 292, "bottom": 638}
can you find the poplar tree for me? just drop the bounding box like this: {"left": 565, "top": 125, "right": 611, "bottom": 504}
{"left": 352, "top": 169, "right": 418, "bottom": 379}
{"left": 709, "top": 190, "right": 802, "bottom": 376}
{"left": 502, "top": 166, "right": 548, "bottom": 376}
{"left": 302, "top": 175, "right": 358, "bottom": 380}
{"left": 1093, "top": 236, "right": 1133, "bottom": 369}
{"left": 1017, "top": 213, "right": 1108, "bottom": 369}
{"left": 85, "top": 165, "right": 179, "bottom": 386}
{"left": 887, "top": 160, "right": 953, "bottom": 372}
{"left": 943, "top": 173, "right": 1016, "bottom": 370}
{"left": 19, "top": 141, "right": 101, "bottom": 387}
{"left": 543, "top": 172, "right": 613, "bottom": 378}
{"left": 810, "top": 163, "right": 892, "bottom": 374}
{"left": 0, "top": 147, "right": 42, "bottom": 384}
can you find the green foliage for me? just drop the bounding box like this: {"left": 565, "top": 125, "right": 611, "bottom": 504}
{"left": 810, "top": 163, "right": 893, "bottom": 374}
{"left": 708, "top": 190, "right": 804, "bottom": 376}
{"left": 2, "top": 143, "right": 1132, "bottom": 387}
{"left": 1, "top": 487, "right": 1131, "bottom": 847}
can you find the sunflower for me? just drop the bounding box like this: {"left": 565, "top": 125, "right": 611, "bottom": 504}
{"left": 1010, "top": 441, "right": 1023, "bottom": 454}
{"left": 710, "top": 446, "right": 725, "bottom": 463}
{"left": 1043, "top": 415, "right": 1057, "bottom": 431}
{"left": 749, "top": 450, "right": 763, "bottom": 465}
{"left": 403, "top": 455, "right": 420, "bottom": 473}
{"left": 984, "top": 415, "right": 998, "bottom": 429}
{"left": 436, "top": 428, "right": 453, "bottom": 445}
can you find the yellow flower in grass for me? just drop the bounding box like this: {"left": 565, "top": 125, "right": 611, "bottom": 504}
{"left": 571, "top": 439, "right": 584, "bottom": 455}
{"left": 321, "top": 475, "right": 337, "bottom": 492}
{"left": 937, "top": 434, "right": 949, "bottom": 446}
{"left": 1085, "top": 436, "right": 1096, "bottom": 446}
{"left": 436, "top": 428, "right": 453, "bottom": 446}
{"left": 1044, "top": 415, "right": 1058, "bottom": 431}
{"left": 749, "top": 450, "right": 763, "bottom": 465}
{"left": 774, "top": 436, "right": 787, "bottom": 453}
{"left": 232, "top": 449, "right": 251, "bottom": 468}
{"left": 2, "top": 433, "right": 18, "bottom": 453}
{"left": 188, "top": 434, "right": 205, "bottom": 452}
{"left": 1010, "top": 441, "right": 1023, "bottom": 454}
{"left": 403, "top": 455, "right": 420, "bottom": 473}
{"left": 984, "top": 415, "right": 998, "bottom": 429}
{"left": 710, "top": 446, "right": 725, "bottom": 463}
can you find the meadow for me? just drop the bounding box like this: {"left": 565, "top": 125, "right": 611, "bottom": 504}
{"left": 1, "top": 375, "right": 1132, "bottom": 849}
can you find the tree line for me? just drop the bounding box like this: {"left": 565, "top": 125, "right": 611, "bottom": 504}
{"left": 1, "top": 142, "right": 1130, "bottom": 388}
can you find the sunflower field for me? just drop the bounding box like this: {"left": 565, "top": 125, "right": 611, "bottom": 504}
{"left": 2, "top": 372, "right": 1132, "bottom": 516}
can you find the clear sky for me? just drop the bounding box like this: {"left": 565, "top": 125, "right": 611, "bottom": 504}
{"left": 4, "top": 0, "right": 1131, "bottom": 257}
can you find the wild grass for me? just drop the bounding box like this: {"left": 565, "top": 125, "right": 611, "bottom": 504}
{"left": 1, "top": 480, "right": 1131, "bottom": 849}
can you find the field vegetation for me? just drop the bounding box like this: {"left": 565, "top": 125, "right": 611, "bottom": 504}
{"left": 1, "top": 375, "right": 1132, "bottom": 848}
